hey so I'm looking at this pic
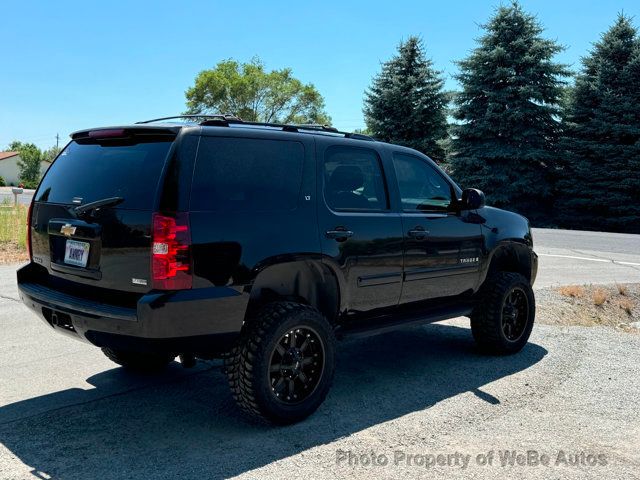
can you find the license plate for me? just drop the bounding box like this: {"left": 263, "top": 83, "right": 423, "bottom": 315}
{"left": 64, "top": 240, "right": 90, "bottom": 268}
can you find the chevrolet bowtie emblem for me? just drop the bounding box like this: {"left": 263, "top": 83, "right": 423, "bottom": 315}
{"left": 61, "top": 224, "right": 76, "bottom": 237}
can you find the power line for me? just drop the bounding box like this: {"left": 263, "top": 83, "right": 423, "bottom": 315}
{"left": 0, "top": 134, "right": 65, "bottom": 149}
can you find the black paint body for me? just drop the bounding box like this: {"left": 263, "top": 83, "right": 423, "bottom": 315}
{"left": 17, "top": 124, "right": 537, "bottom": 356}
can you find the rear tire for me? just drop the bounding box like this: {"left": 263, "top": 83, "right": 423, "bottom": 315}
{"left": 101, "top": 348, "right": 175, "bottom": 372}
{"left": 471, "top": 272, "right": 535, "bottom": 355}
{"left": 224, "top": 301, "right": 336, "bottom": 424}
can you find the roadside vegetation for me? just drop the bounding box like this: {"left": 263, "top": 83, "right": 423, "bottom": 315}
{"left": 0, "top": 203, "right": 28, "bottom": 263}
{"left": 539, "top": 284, "right": 639, "bottom": 332}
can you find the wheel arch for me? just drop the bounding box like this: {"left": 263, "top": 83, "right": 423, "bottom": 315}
{"left": 481, "top": 240, "right": 535, "bottom": 286}
{"left": 245, "top": 258, "right": 341, "bottom": 325}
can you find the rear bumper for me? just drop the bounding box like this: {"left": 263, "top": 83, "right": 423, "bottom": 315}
{"left": 17, "top": 263, "right": 247, "bottom": 355}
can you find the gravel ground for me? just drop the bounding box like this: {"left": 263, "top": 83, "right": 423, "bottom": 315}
{"left": 1, "top": 224, "right": 640, "bottom": 479}
{"left": 1, "top": 319, "right": 639, "bottom": 480}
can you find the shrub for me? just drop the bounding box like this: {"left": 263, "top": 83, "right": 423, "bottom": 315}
{"left": 0, "top": 176, "right": 5, "bottom": 187}
{"left": 619, "top": 298, "right": 634, "bottom": 315}
{"left": 20, "top": 179, "right": 39, "bottom": 190}
{"left": 592, "top": 288, "right": 608, "bottom": 306}
{"left": 558, "top": 285, "right": 584, "bottom": 298}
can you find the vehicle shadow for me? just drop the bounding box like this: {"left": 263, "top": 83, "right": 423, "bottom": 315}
{"left": 0, "top": 323, "right": 547, "bottom": 480}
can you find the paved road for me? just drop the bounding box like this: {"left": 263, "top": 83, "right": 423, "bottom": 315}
{"left": 0, "top": 188, "right": 34, "bottom": 207}
{"left": 1, "top": 228, "right": 639, "bottom": 479}
{"left": 533, "top": 228, "right": 640, "bottom": 287}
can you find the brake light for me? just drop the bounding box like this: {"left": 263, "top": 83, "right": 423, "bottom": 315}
{"left": 88, "top": 129, "right": 126, "bottom": 139}
{"left": 151, "top": 213, "right": 192, "bottom": 290}
{"left": 26, "top": 200, "right": 34, "bottom": 260}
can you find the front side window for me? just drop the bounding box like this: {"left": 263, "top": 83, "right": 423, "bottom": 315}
{"left": 392, "top": 153, "right": 452, "bottom": 212}
{"left": 323, "top": 146, "right": 388, "bottom": 211}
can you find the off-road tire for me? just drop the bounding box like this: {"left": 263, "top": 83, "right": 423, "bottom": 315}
{"left": 224, "top": 301, "right": 336, "bottom": 424}
{"left": 471, "top": 272, "right": 535, "bottom": 355}
{"left": 101, "top": 348, "right": 175, "bottom": 372}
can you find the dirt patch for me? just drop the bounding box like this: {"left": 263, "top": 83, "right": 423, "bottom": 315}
{"left": 0, "top": 242, "right": 28, "bottom": 264}
{"left": 537, "top": 283, "right": 640, "bottom": 333}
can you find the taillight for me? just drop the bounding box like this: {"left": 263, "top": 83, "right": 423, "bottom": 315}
{"left": 26, "top": 200, "right": 34, "bottom": 260}
{"left": 151, "top": 212, "right": 192, "bottom": 290}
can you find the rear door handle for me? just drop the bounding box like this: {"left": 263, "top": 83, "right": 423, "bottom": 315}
{"left": 325, "top": 229, "right": 354, "bottom": 240}
{"left": 408, "top": 227, "right": 428, "bottom": 239}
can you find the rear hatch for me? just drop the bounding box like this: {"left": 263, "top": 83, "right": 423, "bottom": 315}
{"left": 30, "top": 127, "right": 180, "bottom": 295}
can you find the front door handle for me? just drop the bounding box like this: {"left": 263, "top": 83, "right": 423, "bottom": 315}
{"left": 325, "top": 228, "right": 354, "bottom": 241}
{"left": 408, "top": 226, "right": 428, "bottom": 239}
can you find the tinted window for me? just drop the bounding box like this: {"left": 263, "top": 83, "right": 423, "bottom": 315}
{"left": 190, "top": 137, "right": 304, "bottom": 212}
{"left": 36, "top": 140, "right": 172, "bottom": 210}
{"left": 323, "top": 146, "right": 388, "bottom": 211}
{"left": 392, "top": 153, "right": 452, "bottom": 212}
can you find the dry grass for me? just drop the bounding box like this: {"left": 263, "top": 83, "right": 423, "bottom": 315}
{"left": 592, "top": 288, "right": 609, "bottom": 306}
{"left": 616, "top": 283, "right": 628, "bottom": 296}
{"left": 619, "top": 298, "right": 635, "bottom": 315}
{"left": 0, "top": 204, "right": 28, "bottom": 262}
{"left": 558, "top": 285, "right": 585, "bottom": 298}
{"left": 541, "top": 284, "right": 639, "bottom": 332}
{"left": 0, "top": 242, "right": 28, "bottom": 264}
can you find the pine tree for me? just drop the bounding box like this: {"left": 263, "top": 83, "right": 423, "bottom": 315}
{"left": 449, "top": 2, "right": 569, "bottom": 222}
{"left": 364, "top": 36, "right": 448, "bottom": 161}
{"left": 557, "top": 15, "right": 640, "bottom": 233}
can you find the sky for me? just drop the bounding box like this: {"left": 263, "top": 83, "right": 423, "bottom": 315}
{"left": 1, "top": 0, "right": 638, "bottom": 151}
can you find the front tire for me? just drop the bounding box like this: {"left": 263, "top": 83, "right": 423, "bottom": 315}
{"left": 224, "top": 301, "right": 336, "bottom": 424}
{"left": 471, "top": 272, "right": 535, "bottom": 355}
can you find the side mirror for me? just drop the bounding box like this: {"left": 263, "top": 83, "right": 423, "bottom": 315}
{"left": 460, "top": 188, "right": 485, "bottom": 210}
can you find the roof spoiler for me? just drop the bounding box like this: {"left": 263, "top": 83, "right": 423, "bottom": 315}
{"left": 71, "top": 125, "right": 180, "bottom": 142}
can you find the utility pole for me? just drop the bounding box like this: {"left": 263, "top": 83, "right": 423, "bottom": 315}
{"left": 55, "top": 133, "right": 59, "bottom": 149}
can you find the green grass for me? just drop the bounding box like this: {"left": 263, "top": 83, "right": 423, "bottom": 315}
{"left": 0, "top": 205, "right": 28, "bottom": 249}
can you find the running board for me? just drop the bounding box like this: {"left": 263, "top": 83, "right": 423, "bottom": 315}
{"left": 336, "top": 305, "right": 473, "bottom": 340}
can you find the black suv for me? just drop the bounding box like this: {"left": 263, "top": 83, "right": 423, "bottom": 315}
{"left": 17, "top": 115, "right": 537, "bottom": 424}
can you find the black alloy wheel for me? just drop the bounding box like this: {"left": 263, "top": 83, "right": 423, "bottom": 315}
{"left": 501, "top": 287, "right": 529, "bottom": 342}
{"left": 268, "top": 327, "right": 325, "bottom": 404}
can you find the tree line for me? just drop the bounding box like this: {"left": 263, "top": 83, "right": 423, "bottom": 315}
{"left": 185, "top": 4, "right": 638, "bottom": 234}
{"left": 363, "top": 3, "right": 640, "bottom": 234}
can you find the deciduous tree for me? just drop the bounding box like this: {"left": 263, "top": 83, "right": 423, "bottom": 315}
{"left": 7, "top": 141, "right": 43, "bottom": 188}
{"left": 185, "top": 57, "right": 331, "bottom": 125}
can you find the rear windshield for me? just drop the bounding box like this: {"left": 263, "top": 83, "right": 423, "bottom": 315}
{"left": 36, "top": 140, "right": 173, "bottom": 210}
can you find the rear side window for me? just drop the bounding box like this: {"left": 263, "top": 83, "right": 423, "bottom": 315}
{"left": 323, "top": 146, "right": 388, "bottom": 211}
{"left": 36, "top": 140, "right": 173, "bottom": 210}
{"left": 190, "top": 137, "right": 304, "bottom": 212}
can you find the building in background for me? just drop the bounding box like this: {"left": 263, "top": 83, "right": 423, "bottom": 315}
{"left": 0, "top": 152, "right": 50, "bottom": 186}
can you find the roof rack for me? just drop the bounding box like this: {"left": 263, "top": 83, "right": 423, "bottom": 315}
{"left": 135, "top": 114, "right": 242, "bottom": 124}
{"left": 135, "top": 114, "right": 375, "bottom": 141}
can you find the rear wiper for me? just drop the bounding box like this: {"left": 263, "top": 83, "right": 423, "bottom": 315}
{"left": 74, "top": 196, "right": 124, "bottom": 215}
